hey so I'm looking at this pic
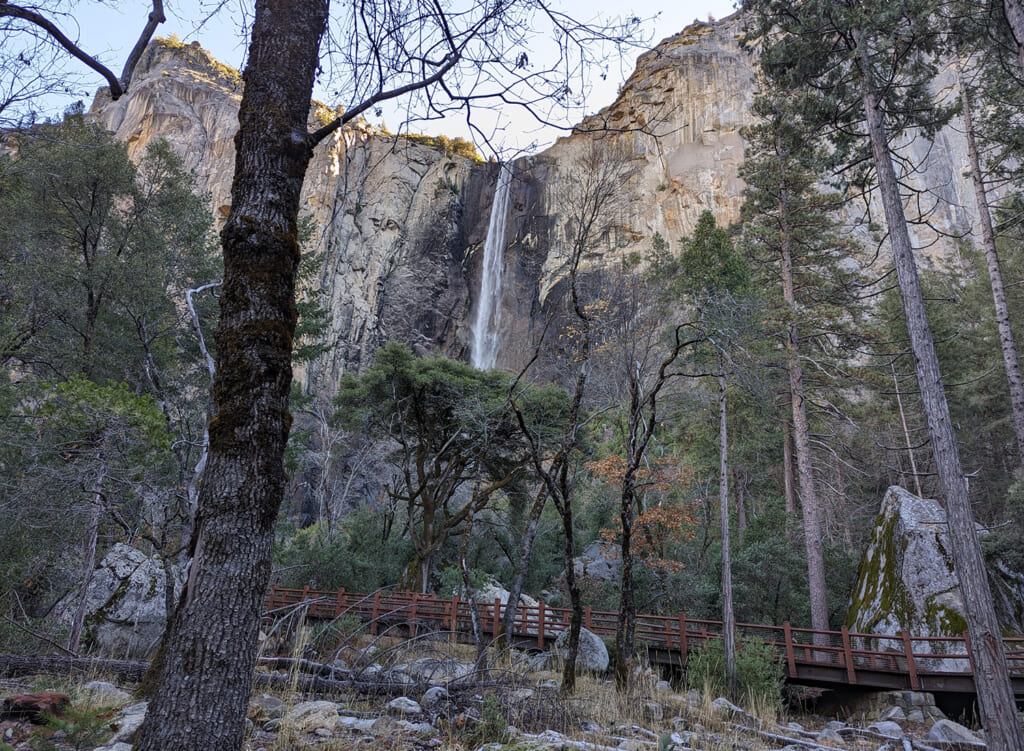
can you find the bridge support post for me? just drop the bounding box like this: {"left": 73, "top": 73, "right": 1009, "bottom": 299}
{"left": 335, "top": 588, "right": 345, "bottom": 618}
{"left": 537, "top": 601, "right": 546, "bottom": 649}
{"left": 679, "top": 614, "right": 687, "bottom": 666}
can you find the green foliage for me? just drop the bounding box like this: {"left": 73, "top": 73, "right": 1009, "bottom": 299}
{"left": 686, "top": 637, "right": 784, "bottom": 709}
{"left": 274, "top": 509, "right": 413, "bottom": 592}
{"left": 675, "top": 211, "right": 751, "bottom": 302}
{"left": 462, "top": 694, "right": 512, "bottom": 747}
{"left": 29, "top": 706, "right": 110, "bottom": 751}
{"left": 403, "top": 132, "right": 481, "bottom": 161}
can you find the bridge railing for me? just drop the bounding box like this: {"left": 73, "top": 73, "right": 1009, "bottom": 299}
{"left": 265, "top": 586, "right": 1024, "bottom": 684}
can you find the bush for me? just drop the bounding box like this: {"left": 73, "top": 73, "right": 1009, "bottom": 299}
{"left": 686, "top": 636, "right": 784, "bottom": 709}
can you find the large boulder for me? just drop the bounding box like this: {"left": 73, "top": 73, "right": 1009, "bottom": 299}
{"left": 75, "top": 543, "right": 182, "bottom": 660}
{"left": 573, "top": 540, "right": 620, "bottom": 582}
{"left": 553, "top": 626, "right": 609, "bottom": 672}
{"left": 845, "top": 487, "right": 1024, "bottom": 667}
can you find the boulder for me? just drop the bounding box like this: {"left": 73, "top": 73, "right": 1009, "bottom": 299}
{"left": 926, "top": 719, "right": 985, "bottom": 745}
{"left": 386, "top": 697, "right": 422, "bottom": 716}
{"left": 552, "top": 626, "right": 609, "bottom": 672}
{"left": 420, "top": 686, "right": 449, "bottom": 710}
{"left": 81, "top": 681, "right": 131, "bottom": 707}
{"left": 845, "top": 487, "right": 1024, "bottom": 669}
{"left": 0, "top": 692, "right": 70, "bottom": 722}
{"left": 572, "top": 540, "right": 620, "bottom": 582}
{"left": 287, "top": 700, "right": 340, "bottom": 733}
{"left": 106, "top": 702, "right": 148, "bottom": 745}
{"left": 72, "top": 543, "right": 182, "bottom": 660}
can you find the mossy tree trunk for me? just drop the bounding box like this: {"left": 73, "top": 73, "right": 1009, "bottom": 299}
{"left": 135, "top": 2, "right": 328, "bottom": 750}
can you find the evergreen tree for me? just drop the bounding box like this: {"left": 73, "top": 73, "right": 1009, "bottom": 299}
{"left": 743, "top": 0, "right": 1023, "bottom": 741}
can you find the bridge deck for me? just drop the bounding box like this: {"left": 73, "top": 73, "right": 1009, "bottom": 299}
{"left": 266, "top": 586, "right": 1024, "bottom": 695}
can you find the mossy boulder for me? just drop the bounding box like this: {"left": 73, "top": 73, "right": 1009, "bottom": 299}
{"left": 78, "top": 543, "right": 182, "bottom": 659}
{"left": 846, "top": 487, "right": 1024, "bottom": 668}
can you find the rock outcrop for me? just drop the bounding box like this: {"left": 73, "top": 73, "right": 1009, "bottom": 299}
{"left": 72, "top": 543, "right": 181, "bottom": 660}
{"left": 845, "top": 486, "right": 1024, "bottom": 663}
{"left": 87, "top": 18, "right": 989, "bottom": 386}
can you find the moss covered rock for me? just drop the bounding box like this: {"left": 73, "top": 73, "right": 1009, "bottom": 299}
{"left": 846, "top": 487, "right": 1024, "bottom": 668}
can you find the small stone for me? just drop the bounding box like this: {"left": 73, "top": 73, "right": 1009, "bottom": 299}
{"left": 617, "top": 741, "right": 645, "bottom": 751}
{"left": 314, "top": 727, "right": 332, "bottom": 737}
{"left": 868, "top": 720, "right": 904, "bottom": 738}
{"left": 825, "top": 720, "right": 846, "bottom": 731}
{"left": 387, "top": 696, "right": 422, "bottom": 716}
{"left": 420, "top": 686, "right": 449, "bottom": 710}
{"left": 905, "top": 709, "right": 925, "bottom": 723}
{"left": 263, "top": 718, "right": 281, "bottom": 732}
{"left": 711, "top": 697, "right": 743, "bottom": 717}
{"left": 878, "top": 705, "right": 906, "bottom": 721}
{"left": 655, "top": 680, "right": 671, "bottom": 692}
{"left": 82, "top": 681, "right": 132, "bottom": 706}
{"left": 249, "top": 693, "right": 287, "bottom": 721}
{"left": 926, "top": 718, "right": 984, "bottom": 745}
{"left": 643, "top": 702, "right": 664, "bottom": 721}
{"left": 339, "top": 716, "right": 376, "bottom": 732}
{"left": 787, "top": 721, "right": 804, "bottom": 731}
{"left": 818, "top": 727, "right": 844, "bottom": 746}
{"left": 287, "top": 700, "right": 340, "bottom": 732}
{"left": 93, "top": 744, "right": 133, "bottom": 751}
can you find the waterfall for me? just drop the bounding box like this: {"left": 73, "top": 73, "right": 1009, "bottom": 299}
{"left": 470, "top": 164, "right": 513, "bottom": 370}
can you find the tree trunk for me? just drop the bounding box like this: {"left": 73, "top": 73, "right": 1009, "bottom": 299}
{"left": 558, "top": 490, "right": 582, "bottom": 695}
{"left": 859, "top": 53, "right": 1024, "bottom": 750}
{"left": 614, "top": 472, "right": 637, "bottom": 690}
{"left": 781, "top": 399, "right": 797, "bottom": 526}
{"left": 135, "top": 2, "right": 328, "bottom": 750}
{"left": 1004, "top": 0, "right": 1024, "bottom": 76}
{"left": 718, "top": 365, "right": 737, "bottom": 699}
{"left": 957, "top": 60, "right": 1024, "bottom": 469}
{"left": 734, "top": 468, "right": 747, "bottom": 539}
{"left": 67, "top": 462, "right": 106, "bottom": 655}
{"left": 503, "top": 487, "right": 547, "bottom": 642}
{"left": 778, "top": 183, "right": 829, "bottom": 634}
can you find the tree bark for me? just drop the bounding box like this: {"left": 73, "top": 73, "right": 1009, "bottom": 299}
{"left": 67, "top": 462, "right": 105, "bottom": 655}
{"left": 718, "top": 364, "right": 737, "bottom": 699}
{"left": 859, "top": 49, "right": 1024, "bottom": 750}
{"left": 779, "top": 182, "right": 829, "bottom": 634}
{"left": 135, "top": 2, "right": 328, "bottom": 750}
{"left": 1004, "top": 0, "right": 1024, "bottom": 77}
{"left": 503, "top": 487, "right": 547, "bottom": 642}
{"left": 956, "top": 59, "right": 1024, "bottom": 469}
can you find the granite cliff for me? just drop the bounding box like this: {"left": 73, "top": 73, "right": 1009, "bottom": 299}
{"left": 88, "top": 17, "right": 984, "bottom": 390}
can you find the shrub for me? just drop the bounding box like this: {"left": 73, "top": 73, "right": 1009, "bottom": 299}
{"left": 685, "top": 636, "right": 784, "bottom": 709}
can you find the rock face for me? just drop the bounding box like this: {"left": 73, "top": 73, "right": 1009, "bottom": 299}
{"left": 75, "top": 543, "right": 182, "bottom": 660}
{"left": 88, "top": 19, "right": 988, "bottom": 387}
{"left": 845, "top": 486, "right": 1024, "bottom": 654}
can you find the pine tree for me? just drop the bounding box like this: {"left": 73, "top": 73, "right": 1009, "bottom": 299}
{"left": 743, "top": 0, "right": 1024, "bottom": 743}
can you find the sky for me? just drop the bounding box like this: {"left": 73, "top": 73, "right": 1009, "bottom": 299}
{"left": 50, "top": 0, "right": 739, "bottom": 153}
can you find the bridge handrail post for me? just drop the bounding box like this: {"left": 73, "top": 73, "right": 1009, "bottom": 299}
{"left": 679, "top": 614, "right": 687, "bottom": 664}
{"left": 492, "top": 598, "right": 501, "bottom": 638}
{"left": 370, "top": 590, "right": 381, "bottom": 635}
{"left": 409, "top": 594, "right": 419, "bottom": 637}
{"left": 538, "top": 601, "right": 546, "bottom": 648}
{"left": 783, "top": 621, "right": 797, "bottom": 677}
{"left": 585, "top": 605, "right": 592, "bottom": 632}
{"left": 841, "top": 625, "right": 856, "bottom": 684}
{"left": 450, "top": 595, "right": 460, "bottom": 635}
{"left": 901, "top": 630, "right": 919, "bottom": 690}
{"left": 335, "top": 588, "right": 345, "bottom": 618}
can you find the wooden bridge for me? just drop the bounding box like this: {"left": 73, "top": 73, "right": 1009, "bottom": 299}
{"left": 266, "top": 586, "right": 1024, "bottom": 697}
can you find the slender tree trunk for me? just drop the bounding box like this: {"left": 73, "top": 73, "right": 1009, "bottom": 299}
{"left": 503, "top": 487, "right": 547, "bottom": 642}
{"left": 859, "top": 54, "right": 1024, "bottom": 749}
{"left": 718, "top": 364, "right": 737, "bottom": 699}
{"left": 136, "top": 3, "right": 328, "bottom": 749}
{"left": 957, "top": 60, "right": 1024, "bottom": 468}
{"left": 67, "top": 462, "right": 106, "bottom": 654}
{"left": 557, "top": 487, "right": 582, "bottom": 695}
{"left": 892, "top": 362, "right": 923, "bottom": 497}
{"left": 782, "top": 399, "right": 797, "bottom": 524}
{"left": 1005, "top": 0, "right": 1024, "bottom": 76}
{"left": 778, "top": 183, "right": 829, "bottom": 634}
{"left": 734, "top": 468, "right": 747, "bottom": 538}
{"left": 614, "top": 473, "right": 637, "bottom": 690}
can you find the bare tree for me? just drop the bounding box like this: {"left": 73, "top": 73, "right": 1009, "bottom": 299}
{"left": 4, "top": 2, "right": 639, "bottom": 746}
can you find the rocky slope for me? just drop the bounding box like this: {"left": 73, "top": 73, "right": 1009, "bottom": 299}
{"left": 88, "top": 17, "right": 985, "bottom": 388}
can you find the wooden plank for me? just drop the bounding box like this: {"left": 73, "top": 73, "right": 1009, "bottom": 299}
{"left": 680, "top": 614, "right": 687, "bottom": 663}
{"left": 538, "top": 601, "right": 546, "bottom": 648}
